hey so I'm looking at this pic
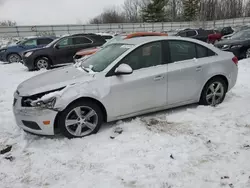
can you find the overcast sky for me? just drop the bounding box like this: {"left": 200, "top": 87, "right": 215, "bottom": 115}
{"left": 0, "top": 0, "right": 125, "bottom": 25}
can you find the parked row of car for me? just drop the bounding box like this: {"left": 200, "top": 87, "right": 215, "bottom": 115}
{"left": 1, "top": 25, "right": 250, "bottom": 72}
{"left": 0, "top": 36, "right": 56, "bottom": 63}
{"left": 175, "top": 26, "right": 250, "bottom": 60}
{"left": 175, "top": 27, "right": 235, "bottom": 44}
{"left": 0, "top": 32, "right": 169, "bottom": 70}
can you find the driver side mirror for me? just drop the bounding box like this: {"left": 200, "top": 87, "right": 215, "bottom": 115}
{"left": 115, "top": 64, "right": 133, "bottom": 75}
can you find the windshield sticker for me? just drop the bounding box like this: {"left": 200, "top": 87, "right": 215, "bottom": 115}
{"left": 120, "top": 44, "right": 134, "bottom": 48}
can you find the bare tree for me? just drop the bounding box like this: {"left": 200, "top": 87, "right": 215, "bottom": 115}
{"left": 0, "top": 20, "right": 16, "bottom": 26}
{"left": 245, "top": 0, "right": 250, "bottom": 17}
{"left": 89, "top": 0, "right": 249, "bottom": 24}
{"left": 89, "top": 8, "right": 127, "bottom": 24}
{"left": 123, "top": 0, "right": 140, "bottom": 22}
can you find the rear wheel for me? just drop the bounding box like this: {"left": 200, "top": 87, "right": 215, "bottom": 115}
{"left": 7, "top": 53, "right": 21, "bottom": 63}
{"left": 245, "top": 48, "right": 250, "bottom": 59}
{"left": 35, "top": 57, "right": 51, "bottom": 70}
{"left": 57, "top": 100, "right": 104, "bottom": 139}
{"left": 199, "top": 77, "right": 227, "bottom": 106}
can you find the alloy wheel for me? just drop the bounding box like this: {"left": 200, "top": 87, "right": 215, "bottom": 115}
{"left": 206, "top": 82, "right": 225, "bottom": 106}
{"left": 65, "top": 106, "right": 98, "bottom": 137}
{"left": 8, "top": 54, "right": 20, "bottom": 63}
{"left": 37, "top": 59, "right": 49, "bottom": 69}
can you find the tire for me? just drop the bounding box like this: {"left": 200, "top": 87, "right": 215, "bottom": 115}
{"left": 7, "top": 53, "right": 21, "bottom": 63}
{"left": 199, "top": 77, "right": 227, "bottom": 106}
{"left": 35, "top": 57, "right": 51, "bottom": 70}
{"left": 57, "top": 100, "right": 104, "bottom": 139}
{"left": 245, "top": 48, "right": 250, "bottom": 59}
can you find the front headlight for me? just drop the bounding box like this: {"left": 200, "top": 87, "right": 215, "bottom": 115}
{"left": 231, "top": 45, "right": 243, "bottom": 49}
{"left": 32, "top": 97, "right": 56, "bottom": 109}
{"left": 0, "top": 49, "right": 7, "bottom": 53}
{"left": 21, "top": 87, "right": 65, "bottom": 108}
{"left": 25, "top": 51, "right": 33, "bottom": 57}
{"left": 222, "top": 45, "right": 229, "bottom": 50}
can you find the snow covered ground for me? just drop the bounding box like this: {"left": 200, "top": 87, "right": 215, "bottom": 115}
{"left": 0, "top": 60, "right": 250, "bottom": 188}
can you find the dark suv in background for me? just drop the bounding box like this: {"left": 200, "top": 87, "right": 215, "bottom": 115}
{"left": 22, "top": 33, "right": 106, "bottom": 70}
{"left": 175, "top": 28, "right": 219, "bottom": 42}
{"left": 0, "top": 36, "right": 56, "bottom": 63}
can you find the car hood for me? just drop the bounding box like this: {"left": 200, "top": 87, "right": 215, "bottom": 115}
{"left": 215, "top": 38, "right": 246, "bottom": 47}
{"left": 17, "top": 66, "right": 95, "bottom": 96}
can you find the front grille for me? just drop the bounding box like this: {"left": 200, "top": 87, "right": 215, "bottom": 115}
{"left": 13, "top": 98, "right": 17, "bottom": 106}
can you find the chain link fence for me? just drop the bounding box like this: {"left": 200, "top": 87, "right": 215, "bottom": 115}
{"left": 1, "top": 17, "right": 250, "bottom": 37}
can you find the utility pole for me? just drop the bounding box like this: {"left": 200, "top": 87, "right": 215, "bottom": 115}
{"left": 172, "top": 0, "right": 176, "bottom": 21}
{"left": 200, "top": 0, "right": 206, "bottom": 28}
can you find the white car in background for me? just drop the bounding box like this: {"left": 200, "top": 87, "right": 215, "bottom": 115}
{"left": 13, "top": 36, "right": 238, "bottom": 138}
{"left": 96, "top": 32, "right": 115, "bottom": 41}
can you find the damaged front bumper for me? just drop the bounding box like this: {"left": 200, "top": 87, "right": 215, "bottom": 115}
{"left": 13, "top": 93, "right": 58, "bottom": 135}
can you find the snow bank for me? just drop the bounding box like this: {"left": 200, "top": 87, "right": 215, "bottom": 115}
{"left": 0, "top": 59, "right": 250, "bottom": 188}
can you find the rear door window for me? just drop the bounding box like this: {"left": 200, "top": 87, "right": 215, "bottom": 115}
{"left": 186, "top": 30, "right": 197, "bottom": 37}
{"left": 168, "top": 40, "right": 196, "bottom": 62}
{"left": 23, "top": 39, "right": 37, "bottom": 46}
{"left": 178, "top": 31, "right": 187, "bottom": 37}
{"left": 37, "top": 38, "right": 53, "bottom": 45}
{"left": 73, "top": 36, "right": 92, "bottom": 45}
{"left": 57, "top": 37, "right": 73, "bottom": 47}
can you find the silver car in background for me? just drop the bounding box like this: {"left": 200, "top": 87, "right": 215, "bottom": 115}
{"left": 13, "top": 36, "right": 238, "bottom": 138}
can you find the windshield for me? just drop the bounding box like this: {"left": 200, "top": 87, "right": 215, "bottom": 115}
{"left": 231, "top": 30, "right": 250, "bottom": 39}
{"left": 81, "top": 43, "right": 133, "bottom": 72}
{"left": 102, "top": 35, "right": 125, "bottom": 48}
{"left": 18, "top": 39, "right": 28, "bottom": 45}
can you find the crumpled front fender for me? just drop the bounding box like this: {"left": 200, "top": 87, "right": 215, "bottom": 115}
{"left": 54, "top": 79, "right": 111, "bottom": 111}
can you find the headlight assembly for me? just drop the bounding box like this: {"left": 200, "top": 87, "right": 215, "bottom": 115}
{"left": 24, "top": 51, "right": 33, "bottom": 57}
{"left": 21, "top": 87, "right": 65, "bottom": 108}
{"left": 32, "top": 97, "right": 57, "bottom": 109}
{"left": 222, "top": 45, "right": 229, "bottom": 50}
{"left": 231, "top": 45, "right": 243, "bottom": 49}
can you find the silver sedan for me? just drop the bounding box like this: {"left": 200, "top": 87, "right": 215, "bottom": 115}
{"left": 13, "top": 36, "right": 238, "bottom": 138}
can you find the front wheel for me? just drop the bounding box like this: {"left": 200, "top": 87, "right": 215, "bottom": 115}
{"left": 35, "top": 57, "right": 51, "bottom": 70}
{"left": 199, "top": 77, "right": 227, "bottom": 106}
{"left": 7, "top": 53, "right": 21, "bottom": 63}
{"left": 57, "top": 101, "right": 104, "bottom": 138}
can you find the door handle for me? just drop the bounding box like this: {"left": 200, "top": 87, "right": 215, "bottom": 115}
{"left": 154, "top": 75, "right": 164, "bottom": 81}
{"left": 196, "top": 66, "right": 202, "bottom": 72}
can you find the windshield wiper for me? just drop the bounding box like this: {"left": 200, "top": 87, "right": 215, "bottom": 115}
{"left": 82, "top": 67, "right": 89, "bottom": 73}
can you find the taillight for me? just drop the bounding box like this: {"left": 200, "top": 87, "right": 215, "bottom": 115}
{"left": 232, "top": 56, "right": 238, "bottom": 66}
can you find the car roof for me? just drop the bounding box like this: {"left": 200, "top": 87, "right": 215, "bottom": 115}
{"left": 72, "top": 33, "right": 99, "bottom": 36}
{"left": 24, "top": 36, "right": 56, "bottom": 40}
{"left": 113, "top": 36, "right": 220, "bottom": 52}
{"left": 114, "top": 36, "right": 201, "bottom": 45}
{"left": 125, "top": 32, "right": 168, "bottom": 38}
